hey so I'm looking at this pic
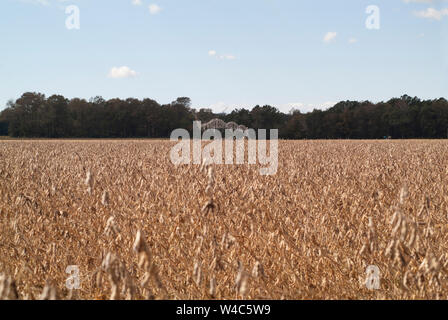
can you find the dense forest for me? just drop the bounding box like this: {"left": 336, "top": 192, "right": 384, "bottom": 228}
{"left": 1, "top": 92, "right": 448, "bottom": 139}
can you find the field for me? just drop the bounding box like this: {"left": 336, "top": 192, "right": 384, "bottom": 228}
{"left": 1, "top": 140, "right": 448, "bottom": 300}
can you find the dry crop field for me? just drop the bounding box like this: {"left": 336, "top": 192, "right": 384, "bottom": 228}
{"left": 1, "top": 139, "right": 448, "bottom": 300}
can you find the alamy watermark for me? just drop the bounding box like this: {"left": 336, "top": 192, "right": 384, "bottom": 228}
{"left": 65, "top": 5, "right": 80, "bottom": 30}
{"left": 65, "top": 265, "right": 81, "bottom": 290}
{"left": 170, "top": 121, "right": 278, "bottom": 176}
{"left": 365, "top": 265, "right": 380, "bottom": 290}
{"left": 366, "top": 5, "right": 380, "bottom": 30}
{"left": 63, "top": 5, "right": 379, "bottom": 31}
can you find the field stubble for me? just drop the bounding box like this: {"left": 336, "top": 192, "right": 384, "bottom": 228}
{"left": 1, "top": 140, "right": 448, "bottom": 300}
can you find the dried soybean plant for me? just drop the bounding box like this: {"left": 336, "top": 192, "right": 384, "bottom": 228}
{"left": 133, "top": 230, "right": 166, "bottom": 299}
{"left": 0, "top": 274, "right": 18, "bottom": 300}
{"left": 1, "top": 140, "right": 448, "bottom": 299}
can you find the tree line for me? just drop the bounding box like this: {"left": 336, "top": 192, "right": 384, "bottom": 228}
{"left": 1, "top": 92, "right": 447, "bottom": 139}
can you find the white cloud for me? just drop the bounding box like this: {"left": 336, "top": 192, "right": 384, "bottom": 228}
{"left": 149, "top": 4, "right": 162, "bottom": 15}
{"left": 285, "top": 102, "right": 305, "bottom": 110}
{"left": 208, "top": 50, "right": 237, "bottom": 60}
{"left": 323, "top": 32, "right": 337, "bottom": 43}
{"left": 348, "top": 37, "right": 358, "bottom": 44}
{"left": 18, "top": 0, "right": 84, "bottom": 5}
{"left": 108, "top": 66, "right": 138, "bottom": 79}
{"left": 219, "top": 54, "right": 236, "bottom": 60}
{"left": 403, "top": 0, "right": 434, "bottom": 3}
{"left": 206, "top": 102, "right": 234, "bottom": 113}
{"left": 132, "top": 0, "right": 142, "bottom": 5}
{"left": 322, "top": 101, "right": 337, "bottom": 109}
{"left": 414, "top": 7, "right": 448, "bottom": 20}
{"left": 17, "top": 0, "right": 50, "bottom": 5}
{"left": 284, "top": 101, "right": 336, "bottom": 113}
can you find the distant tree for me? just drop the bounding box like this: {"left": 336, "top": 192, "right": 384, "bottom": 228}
{"left": 45, "top": 95, "right": 70, "bottom": 137}
{"left": 172, "top": 97, "right": 192, "bottom": 109}
{"left": 225, "top": 109, "right": 252, "bottom": 128}
{"left": 282, "top": 111, "right": 307, "bottom": 139}
{"left": 196, "top": 108, "right": 215, "bottom": 123}
{"left": 1, "top": 92, "right": 448, "bottom": 139}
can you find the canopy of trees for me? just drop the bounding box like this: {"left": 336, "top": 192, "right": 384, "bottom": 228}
{"left": 1, "top": 93, "right": 447, "bottom": 139}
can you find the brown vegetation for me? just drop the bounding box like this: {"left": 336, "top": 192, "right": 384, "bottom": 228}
{"left": 1, "top": 140, "right": 448, "bottom": 300}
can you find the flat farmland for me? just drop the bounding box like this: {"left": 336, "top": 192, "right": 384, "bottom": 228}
{"left": 1, "top": 140, "right": 448, "bottom": 300}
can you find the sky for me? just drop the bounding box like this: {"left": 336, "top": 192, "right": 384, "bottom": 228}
{"left": 0, "top": 0, "right": 447, "bottom": 114}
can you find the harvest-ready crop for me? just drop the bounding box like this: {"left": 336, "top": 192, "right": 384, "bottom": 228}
{"left": 1, "top": 140, "right": 448, "bottom": 300}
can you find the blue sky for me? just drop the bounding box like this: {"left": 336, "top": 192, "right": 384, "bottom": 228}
{"left": 1, "top": 0, "right": 447, "bottom": 113}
